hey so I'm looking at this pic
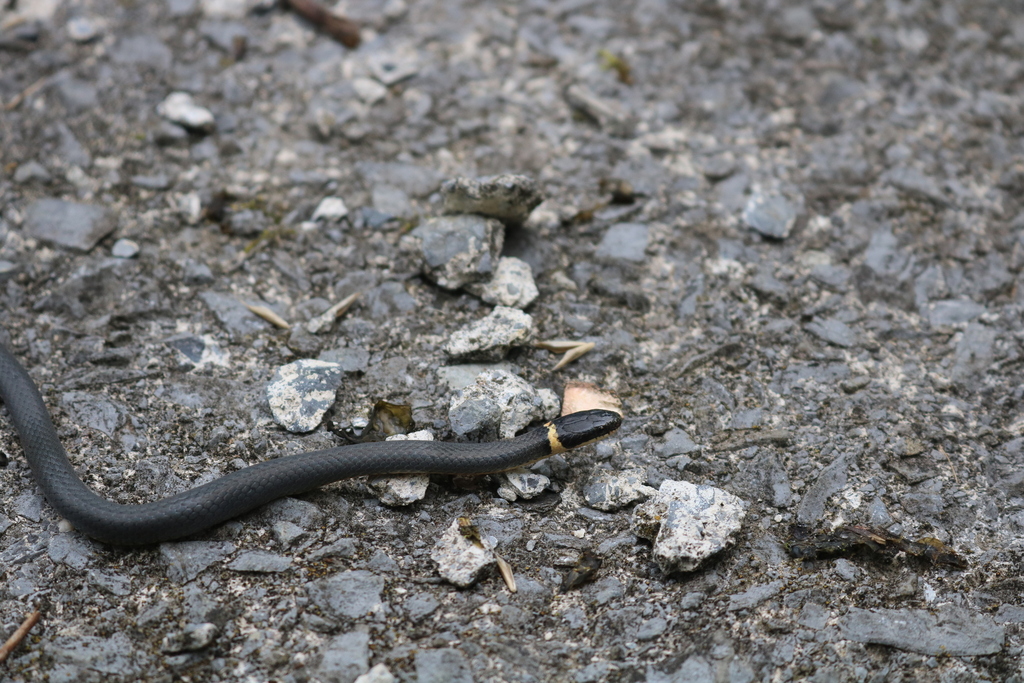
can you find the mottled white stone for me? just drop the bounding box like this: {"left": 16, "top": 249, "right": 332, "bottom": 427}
{"left": 431, "top": 518, "right": 495, "bottom": 587}
{"left": 632, "top": 479, "right": 747, "bottom": 573}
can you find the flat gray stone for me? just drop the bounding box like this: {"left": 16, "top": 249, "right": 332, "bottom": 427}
{"left": 25, "top": 199, "right": 116, "bottom": 252}
{"left": 885, "top": 167, "right": 949, "bottom": 205}
{"left": 308, "top": 538, "right": 359, "bottom": 562}
{"left": 950, "top": 322, "right": 996, "bottom": 384}
{"left": 87, "top": 569, "right": 132, "bottom": 596}
{"left": 59, "top": 391, "right": 126, "bottom": 436}
{"left": 318, "top": 346, "right": 370, "bottom": 373}
{"left": 14, "top": 161, "right": 51, "bottom": 184}
{"left": 260, "top": 497, "right": 326, "bottom": 528}
{"left": 357, "top": 664, "right": 398, "bottom": 683}
{"left": 770, "top": 5, "right": 818, "bottom": 41}
{"left": 804, "top": 317, "right": 857, "bottom": 348}
{"left": 159, "top": 541, "right": 235, "bottom": 583}
{"left": 404, "top": 595, "right": 440, "bottom": 622}
{"left": 657, "top": 428, "right": 699, "bottom": 457}
{"left": 435, "top": 363, "right": 514, "bottom": 391}
{"left": 111, "top": 34, "right": 172, "bottom": 69}
{"left": 810, "top": 263, "right": 851, "bottom": 291}
{"left": 48, "top": 533, "right": 97, "bottom": 570}
{"left": 305, "top": 570, "right": 385, "bottom": 621}
{"left": 311, "top": 196, "right": 348, "bottom": 222}
{"left": 749, "top": 270, "right": 790, "bottom": 302}
{"left": 415, "top": 648, "right": 474, "bottom": 683}
{"left": 636, "top": 616, "right": 669, "bottom": 641}
{"left": 364, "top": 281, "right": 418, "bottom": 318}
{"left": 43, "top": 634, "right": 145, "bottom": 677}
{"left": 199, "top": 291, "right": 273, "bottom": 339}
{"left": 315, "top": 631, "right": 370, "bottom": 683}
{"left": 593, "top": 577, "right": 622, "bottom": 602}
{"left": 164, "top": 334, "right": 229, "bottom": 369}
{"left": 56, "top": 77, "right": 99, "bottom": 113}
{"left": 596, "top": 223, "right": 649, "bottom": 263}
{"left": 67, "top": 16, "right": 102, "bottom": 43}
{"left": 131, "top": 174, "right": 172, "bottom": 190}
{"left": 198, "top": 19, "right": 249, "bottom": 51}
{"left": 743, "top": 192, "right": 798, "bottom": 239}
{"left": 565, "top": 84, "right": 635, "bottom": 137}
{"left": 13, "top": 491, "right": 44, "bottom": 522}
{"left": 927, "top": 299, "right": 985, "bottom": 327}
{"left": 665, "top": 656, "right": 715, "bottom": 683}
{"left": 863, "top": 227, "right": 909, "bottom": 277}
{"left": 356, "top": 162, "right": 442, "bottom": 198}
{"left": 840, "top": 605, "right": 1003, "bottom": 656}
{"left": 728, "top": 580, "right": 783, "bottom": 611}
{"left": 55, "top": 129, "right": 92, "bottom": 167}
{"left": 111, "top": 238, "right": 140, "bottom": 258}
{"left": 227, "top": 550, "right": 292, "bottom": 573}
{"left": 797, "top": 450, "right": 854, "bottom": 524}
{"left": 734, "top": 451, "right": 792, "bottom": 508}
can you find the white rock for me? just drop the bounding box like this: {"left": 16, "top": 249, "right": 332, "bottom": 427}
{"left": 353, "top": 78, "right": 388, "bottom": 105}
{"left": 6, "top": 0, "right": 59, "bottom": 22}
{"left": 111, "top": 238, "right": 140, "bottom": 259}
{"left": 367, "top": 49, "right": 420, "bottom": 85}
{"left": 178, "top": 192, "right": 203, "bottom": 224}
{"left": 67, "top": 16, "right": 102, "bottom": 43}
{"left": 266, "top": 360, "right": 344, "bottom": 433}
{"left": 311, "top": 197, "right": 349, "bottom": 222}
{"left": 632, "top": 479, "right": 747, "bottom": 573}
{"left": 465, "top": 256, "right": 539, "bottom": 309}
{"left": 431, "top": 517, "right": 496, "bottom": 587}
{"left": 355, "top": 664, "right": 398, "bottom": 683}
{"left": 497, "top": 467, "right": 550, "bottom": 502}
{"left": 583, "top": 468, "right": 656, "bottom": 512}
{"left": 448, "top": 368, "right": 549, "bottom": 439}
{"left": 444, "top": 306, "right": 534, "bottom": 362}
{"left": 201, "top": 0, "right": 253, "bottom": 18}
{"left": 161, "top": 622, "right": 218, "bottom": 654}
{"left": 157, "top": 92, "right": 215, "bottom": 132}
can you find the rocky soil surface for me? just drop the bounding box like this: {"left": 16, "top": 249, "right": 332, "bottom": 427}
{"left": 2, "top": 0, "right": 1024, "bottom": 681}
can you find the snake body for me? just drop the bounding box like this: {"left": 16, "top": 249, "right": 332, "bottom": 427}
{"left": 0, "top": 341, "right": 621, "bottom": 546}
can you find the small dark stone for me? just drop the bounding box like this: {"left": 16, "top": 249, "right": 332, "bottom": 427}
{"left": 596, "top": 223, "right": 649, "bottom": 263}
{"left": 25, "top": 199, "right": 116, "bottom": 252}
{"left": 840, "top": 606, "right": 1003, "bottom": 656}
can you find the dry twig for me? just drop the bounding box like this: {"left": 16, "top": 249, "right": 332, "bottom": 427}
{"left": 535, "top": 340, "right": 596, "bottom": 371}
{"left": 495, "top": 555, "right": 517, "bottom": 593}
{"left": 4, "top": 74, "right": 51, "bottom": 111}
{"left": 245, "top": 303, "right": 290, "bottom": 329}
{"left": 0, "top": 611, "right": 41, "bottom": 664}
{"left": 283, "top": 0, "right": 361, "bottom": 48}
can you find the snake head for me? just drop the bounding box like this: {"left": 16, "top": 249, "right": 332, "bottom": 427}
{"left": 547, "top": 409, "right": 623, "bottom": 454}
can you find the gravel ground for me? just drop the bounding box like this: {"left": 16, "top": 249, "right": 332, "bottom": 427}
{"left": 2, "top": 0, "right": 1024, "bottom": 681}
